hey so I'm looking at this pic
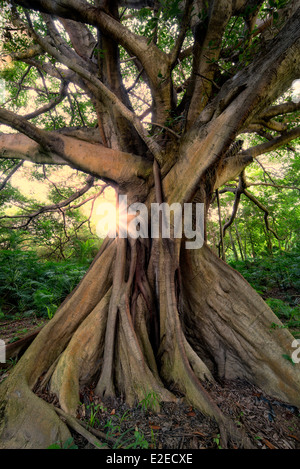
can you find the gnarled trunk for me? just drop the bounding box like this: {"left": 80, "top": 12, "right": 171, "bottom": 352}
{"left": 0, "top": 220, "right": 299, "bottom": 448}
{"left": 0, "top": 0, "right": 300, "bottom": 452}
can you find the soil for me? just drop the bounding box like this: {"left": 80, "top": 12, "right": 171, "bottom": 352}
{"left": 0, "top": 303, "right": 299, "bottom": 450}
{"left": 262, "top": 287, "right": 300, "bottom": 306}
{"left": 32, "top": 378, "right": 300, "bottom": 450}
{"left": 0, "top": 317, "right": 48, "bottom": 344}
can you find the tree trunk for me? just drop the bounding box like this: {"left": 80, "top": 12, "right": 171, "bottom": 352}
{"left": 248, "top": 225, "right": 256, "bottom": 259}
{"left": 229, "top": 226, "right": 239, "bottom": 261}
{"left": 0, "top": 0, "right": 300, "bottom": 452}
{"left": 0, "top": 218, "right": 299, "bottom": 449}
{"left": 234, "top": 222, "right": 245, "bottom": 261}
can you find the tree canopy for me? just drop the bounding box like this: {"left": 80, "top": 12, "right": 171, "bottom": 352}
{"left": 0, "top": 0, "right": 299, "bottom": 256}
{"left": 0, "top": 0, "right": 300, "bottom": 450}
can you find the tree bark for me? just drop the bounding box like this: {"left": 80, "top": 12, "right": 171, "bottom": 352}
{"left": 0, "top": 219, "right": 299, "bottom": 448}
{"left": 0, "top": 0, "right": 300, "bottom": 451}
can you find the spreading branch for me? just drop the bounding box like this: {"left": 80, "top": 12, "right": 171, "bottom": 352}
{"left": 217, "top": 171, "right": 287, "bottom": 243}
{"left": 0, "top": 160, "right": 24, "bottom": 191}
{"left": 243, "top": 188, "right": 284, "bottom": 240}
{"left": 26, "top": 26, "right": 163, "bottom": 163}
{"left": 0, "top": 131, "right": 152, "bottom": 190}
{"left": 0, "top": 175, "right": 95, "bottom": 228}
{"left": 238, "top": 126, "right": 300, "bottom": 160}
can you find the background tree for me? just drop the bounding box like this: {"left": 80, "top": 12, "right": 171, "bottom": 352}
{"left": 0, "top": 160, "right": 107, "bottom": 258}
{"left": 209, "top": 144, "right": 300, "bottom": 259}
{"left": 0, "top": 0, "right": 299, "bottom": 449}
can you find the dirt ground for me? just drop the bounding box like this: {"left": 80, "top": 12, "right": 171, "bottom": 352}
{"left": 33, "top": 377, "right": 300, "bottom": 450}
{"left": 0, "top": 317, "right": 48, "bottom": 344}
{"left": 1, "top": 318, "right": 299, "bottom": 450}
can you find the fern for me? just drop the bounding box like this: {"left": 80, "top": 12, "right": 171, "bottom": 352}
{"left": 0, "top": 250, "right": 90, "bottom": 319}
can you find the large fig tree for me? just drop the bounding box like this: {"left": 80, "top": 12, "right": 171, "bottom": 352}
{"left": 0, "top": 0, "right": 299, "bottom": 449}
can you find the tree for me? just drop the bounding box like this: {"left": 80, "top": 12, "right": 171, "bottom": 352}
{"left": 0, "top": 0, "right": 299, "bottom": 449}
{"left": 0, "top": 160, "right": 107, "bottom": 259}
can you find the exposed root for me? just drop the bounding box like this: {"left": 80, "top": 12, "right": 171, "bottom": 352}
{"left": 95, "top": 238, "right": 128, "bottom": 399}
{"left": 54, "top": 407, "right": 108, "bottom": 449}
{"left": 50, "top": 290, "right": 111, "bottom": 415}
{"left": 0, "top": 375, "right": 70, "bottom": 449}
{"left": 181, "top": 244, "right": 300, "bottom": 408}
{"left": 0, "top": 238, "right": 299, "bottom": 449}
{"left": 156, "top": 238, "right": 254, "bottom": 448}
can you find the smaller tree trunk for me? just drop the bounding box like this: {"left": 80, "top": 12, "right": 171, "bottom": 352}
{"left": 216, "top": 189, "right": 226, "bottom": 261}
{"left": 229, "top": 226, "right": 239, "bottom": 261}
{"left": 234, "top": 221, "right": 245, "bottom": 261}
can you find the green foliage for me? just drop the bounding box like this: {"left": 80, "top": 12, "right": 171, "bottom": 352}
{"left": 125, "top": 430, "right": 149, "bottom": 449}
{"left": 0, "top": 249, "right": 90, "bottom": 318}
{"left": 213, "top": 433, "right": 222, "bottom": 449}
{"left": 138, "top": 391, "right": 160, "bottom": 412}
{"left": 85, "top": 402, "right": 107, "bottom": 428}
{"left": 47, "top": 437, "right": 78, "bottom": 449}
{"left": 265, "top": 298, "right": 299, "bottom": 321}
{"left": 229, "top": 252, "right": 300, "bottom": 294}
{"left": 230, "top": 252, "right": 300, "bottom": 338}
{"left": 104, "top": 416, "right": 149, "bottom": 449}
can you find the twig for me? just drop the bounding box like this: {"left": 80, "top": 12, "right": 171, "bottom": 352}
{"left": 53, "top": 407, "right": 109, "bottom": 449}
{"left": 145, "top": 122, "right": 181, "bottom": 139}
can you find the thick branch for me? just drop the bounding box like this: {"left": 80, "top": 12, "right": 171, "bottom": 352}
{"left": 239, "top": 126, "right": 300, "bottom": 159}
{"left": 169, "top": 0, "right": 194, "bottom": 68}
{"left": 14, "top": 0, "right": 169, "bottom": 87}
{"left": 0, "top": 132, "right": 152, "bottom": 189}
{"left": 26, "top": 28, "right": 163, "bottom": 162}
{"left": 256, "top": 101, "right": 300, "bottom": 120}
{"left": 186, "top": 0, "right": 233, "bottom": 127}
{"left": 58, "top": 17, "right": 97, "bottom": 62}
{"left": 0, "top": 107, "right": 57, "bottom": 151}
{"left": 163, "top": 10, "right": 300, "bottom": 203}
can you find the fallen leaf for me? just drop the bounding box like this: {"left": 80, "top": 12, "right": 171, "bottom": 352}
{"left": 187, "top": 411, "right": 196, "bottom": 417}
{"left": 150, "top": 425, "right": 161, "bottom": 430}
{"left": 262, "top": 438, "right": 276, "bottom": 449}
{"left": 288, "top": 434, "right": 300, "bottom": 442}
{"left": 193, "top": 431, "right": 205, "bottom": 437}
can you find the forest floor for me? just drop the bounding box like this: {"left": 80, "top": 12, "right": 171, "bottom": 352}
{"left": 0, "top": 316, "right": 48, "bottom": 344}
{"left": 1, "top": 315, "right": 299, "bottom": 450}
{"left": 35, "top": 378, "right": 300, "bottom": 450}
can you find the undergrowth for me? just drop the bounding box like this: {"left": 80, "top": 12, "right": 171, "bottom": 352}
{"left": 229, "top": 252, "right": 300, "bottom": 337}
{"left": 0, "top": 249, "right": 91, "bottom": 319}
{"left": 0, "top": 248, "right": 299, "bottom": 338}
